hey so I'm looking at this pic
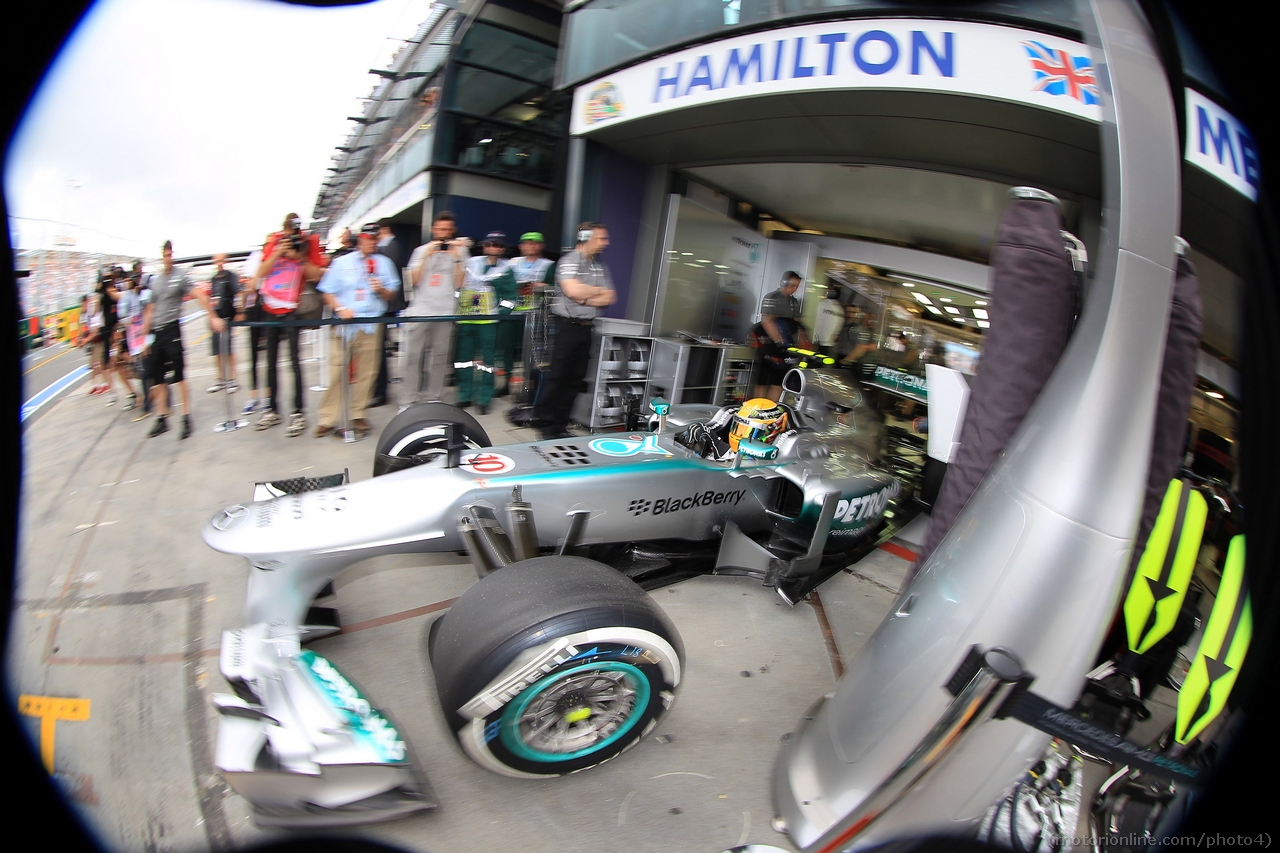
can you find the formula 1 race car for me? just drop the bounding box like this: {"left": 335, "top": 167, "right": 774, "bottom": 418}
{"left": 204, "top": 367, "right": 909, "bottom": 826}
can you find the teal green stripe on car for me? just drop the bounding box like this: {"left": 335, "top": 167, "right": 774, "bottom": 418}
{"left": 477, "top": 457, "right": 782, "bottom": 486}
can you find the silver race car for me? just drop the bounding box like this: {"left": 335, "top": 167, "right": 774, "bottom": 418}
{"left": 204, "top": 367, "right": 907, "bottom": 826}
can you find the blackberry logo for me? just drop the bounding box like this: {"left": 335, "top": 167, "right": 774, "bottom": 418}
{"left": 626, "top": 489, "right": 746, "bottom": 518}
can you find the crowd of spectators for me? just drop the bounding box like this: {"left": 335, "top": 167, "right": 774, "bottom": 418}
{"left": 72, "top": 212, "right": 572, "bottom": 442}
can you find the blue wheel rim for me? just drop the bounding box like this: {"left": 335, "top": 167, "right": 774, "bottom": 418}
{"left": 499, "top": 661, "right": 650, "bottom": 763}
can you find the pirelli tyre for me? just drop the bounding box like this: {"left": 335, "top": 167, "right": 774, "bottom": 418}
{"left": 373, "top": 402, "right": 491, "bottom": 477}
{"left": 429, "top": 556, "right": 684, "bottom": 778}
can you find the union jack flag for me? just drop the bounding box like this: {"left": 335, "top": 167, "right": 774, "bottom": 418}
{"left": 1022, "top": 40, "right": 1100, "bottom": 106}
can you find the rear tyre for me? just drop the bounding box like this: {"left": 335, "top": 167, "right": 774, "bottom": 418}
{"left": 373, "top": 403, "right": 490, "bottom": 477}
{"left": 429, "top": 556, "right": 684, "bottom": 778}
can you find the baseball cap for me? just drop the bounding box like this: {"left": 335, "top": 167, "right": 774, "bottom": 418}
{"left": 482, "top": 231, "right": 506, "bottom": 246}
{"left": 520, "top": 231, "right": 545, "bottom": 243}
{"left": 359, "top": 222, "right": 380, "bottom": 237}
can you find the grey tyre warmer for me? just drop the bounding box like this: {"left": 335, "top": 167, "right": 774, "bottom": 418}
{"left": 911, "top": 195, "right": 1077, "bottom": 579}
{"left": 910, "top": 206, "right": 1202, "bottom": 588}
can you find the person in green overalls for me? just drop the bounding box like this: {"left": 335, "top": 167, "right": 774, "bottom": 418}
{"left": 497, "top": 231, "right": 557, "bottom": 397}
{"left": 456, "top": 231, "right": 518, "bottom": 414}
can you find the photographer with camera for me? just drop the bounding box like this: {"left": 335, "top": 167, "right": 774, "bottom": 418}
{"left": 402, "top": 211, "right": 470, "bottom": 408}
{"left": 252, "top": 229, "right": 322, "bottom": 436}
{"left": 262, "top": 212, "right": 326, "bottom": 267}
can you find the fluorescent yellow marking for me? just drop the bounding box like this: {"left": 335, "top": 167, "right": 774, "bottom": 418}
{"left": 564, "top": 707, "right": 591, "bottom": 724}
{"left": 1176, "top": 535, "right": 1250, "bottom": 744}
{"left": 18, "top": 694, "right": 91, "bottom": 773}
{"left": 1124, "top": 480, "right": 1207, "bottom": 653}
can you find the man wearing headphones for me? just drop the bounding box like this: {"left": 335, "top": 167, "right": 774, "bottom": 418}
{"left": 535, "top": 222, "right": 615, "bottom": 440}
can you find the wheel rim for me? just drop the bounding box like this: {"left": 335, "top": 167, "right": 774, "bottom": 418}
{"left": 499, "top": 661, "right": 650, "bottom": 762}
{"left": 386, "top": 425, "right": 484, "bottom": 467}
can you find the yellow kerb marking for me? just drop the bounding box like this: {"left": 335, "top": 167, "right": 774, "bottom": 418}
{"left": 18, "top": 695, "right": 91, "bottom": 773}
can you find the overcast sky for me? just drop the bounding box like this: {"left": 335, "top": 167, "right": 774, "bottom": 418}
{"left": 5, "top": 0, "right": 432, "bottom": 259}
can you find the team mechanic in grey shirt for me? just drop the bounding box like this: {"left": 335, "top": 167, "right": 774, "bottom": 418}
{"left": 142, "top": 240, "right": 217, "bottom": 439}
{"left": 534, "top": 222, "right": 615, "bottom": 439}
{"left": 755, "top": 270, "right": 802, "bottom": 400}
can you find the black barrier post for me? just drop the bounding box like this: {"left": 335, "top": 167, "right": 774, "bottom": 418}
{"left": 337, "top": 328, "right": 355, "bottom": 442}
{"left": 309, "top": 313, "right": 328, "bottom": 393}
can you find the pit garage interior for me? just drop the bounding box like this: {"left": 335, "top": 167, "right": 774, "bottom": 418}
{"left": 7, "top": 3, "right": 1260, "bottom": 853}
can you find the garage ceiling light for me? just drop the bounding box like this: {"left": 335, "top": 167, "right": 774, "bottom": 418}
{"left": 972, "top": 308, "right": 989, "bottom": 319}
{"left": 926, "top": 305, "right": 943, "bottom": 315}
{"left": 1205, "top": 390, "right": 1225, "bottom": 399}
{"left": 914, "top": 293, "right": 933, "bottom": 305}
{"left": 939, "top": 297, "right": 952, "bottom": 303}
{"left": 944, "top": 306, "right": 960, "bottom": 314}
{"left": 953, "top": 317, "right": 966, "bottom": 323}
{"left": 975, "top": 299, "right": 988, "bottom": 306}
{"left": 977, "top": 320, "right": 990, "bottom": 328}
{"left": 901, "top": 282, "right": 915, "bottom": 288}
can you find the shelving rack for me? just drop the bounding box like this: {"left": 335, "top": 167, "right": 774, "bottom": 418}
{"left": 646, "top": 340, "right": 758, "bottom": 408}
{"left": 571, "top": 328, "right": 652, "bottom": 431}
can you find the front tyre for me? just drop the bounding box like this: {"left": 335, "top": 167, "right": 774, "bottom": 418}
{"left": 373, "top": 402, "right": 490, "bottom": 477}
{"left": 429, "top": 556, "right": 684, "bottom": 778}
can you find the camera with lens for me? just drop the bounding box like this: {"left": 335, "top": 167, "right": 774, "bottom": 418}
{"left": 287, "top": 234, "right": 307, "bottom": 253}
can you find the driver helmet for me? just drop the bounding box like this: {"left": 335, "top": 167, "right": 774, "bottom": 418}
{"left": 728, "top": 398, "right": 789, "bottom": 451}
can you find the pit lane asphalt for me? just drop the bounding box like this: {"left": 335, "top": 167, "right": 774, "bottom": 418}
{"left": 10, "top": 337, "right": 919, "bottom": 853}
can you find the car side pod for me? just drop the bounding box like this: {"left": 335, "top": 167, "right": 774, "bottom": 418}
{"left": 212, "top": 624, "right": 435, "bottom": 826}
{"left": 771, "top": 0, "right": 1182, "bottom": 848}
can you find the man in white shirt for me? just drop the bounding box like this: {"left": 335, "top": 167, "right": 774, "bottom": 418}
{"left": 813, "top": 284, "right": 845, "bottom": 356}
{"left": 402, "top": 211, "right": 470, "bottom": 408}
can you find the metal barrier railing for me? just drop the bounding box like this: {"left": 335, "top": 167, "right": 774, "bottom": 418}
{"left": 214, "top": 313, "right": 528, "bottom": 441}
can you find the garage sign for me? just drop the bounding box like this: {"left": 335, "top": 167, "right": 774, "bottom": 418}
{"left": 1184, "top": 89, "right": 1260, "bottom": 202}
{"left": 571, "top": 18, "right": 1102, "bottom": 135}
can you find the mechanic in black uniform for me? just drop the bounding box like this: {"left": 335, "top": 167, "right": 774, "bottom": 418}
{"left": 754, "top": 271, "right": 803, "bottom": 401}
{"left": 534, "top": 222, "right": 615, "bottom": 440}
